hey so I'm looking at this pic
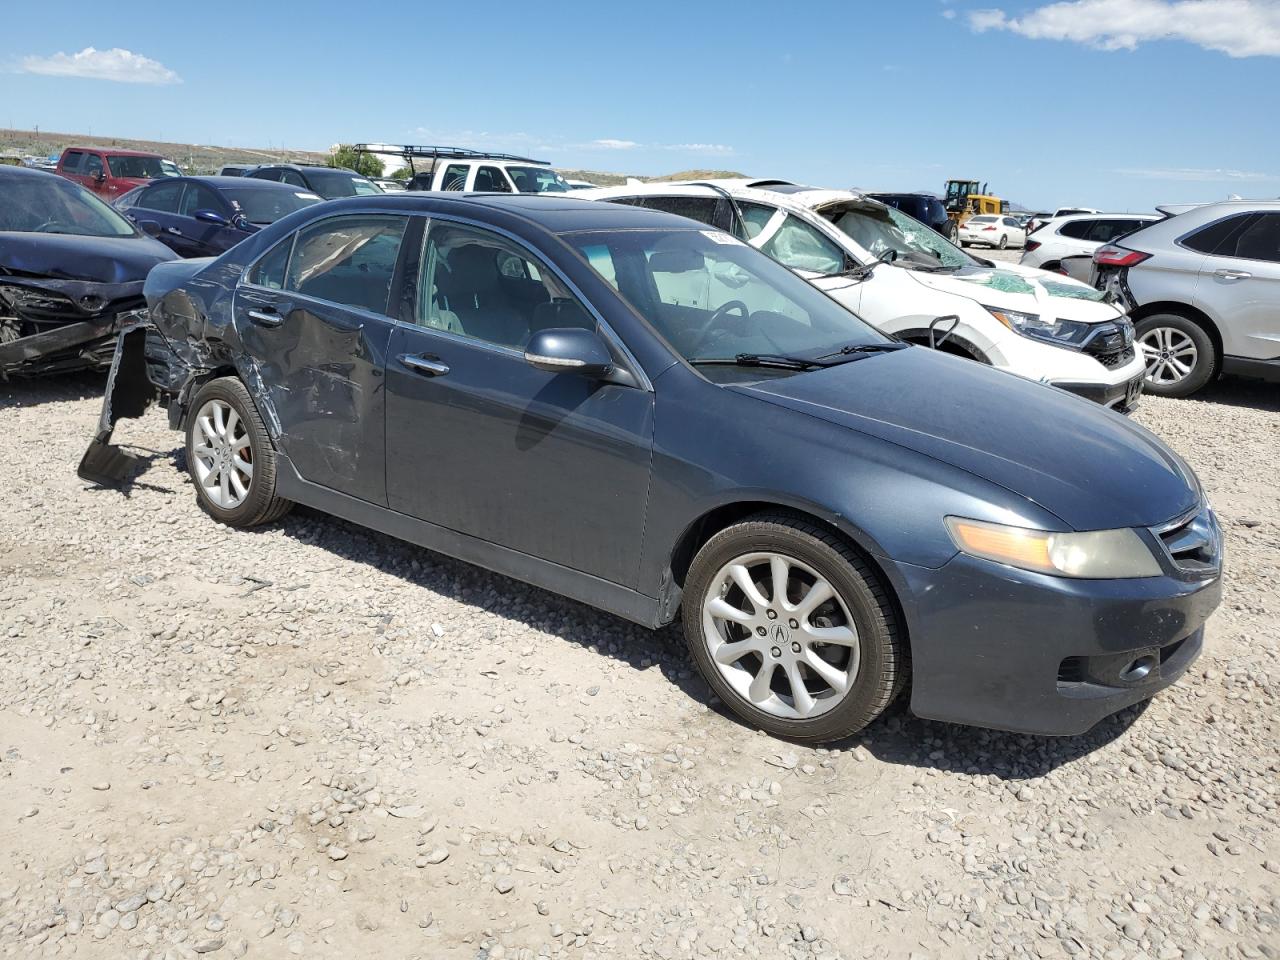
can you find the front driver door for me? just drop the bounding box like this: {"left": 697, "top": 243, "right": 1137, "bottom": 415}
{"left": 384, "top": 219, "right": 654, "bottom": 588}
{"left": 233, "top": 213, "right": 410, "bottom": 505}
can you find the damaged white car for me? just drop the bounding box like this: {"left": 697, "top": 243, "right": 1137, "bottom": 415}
{"left": 578, "top": 180, "right": 1146, "bottom": 411}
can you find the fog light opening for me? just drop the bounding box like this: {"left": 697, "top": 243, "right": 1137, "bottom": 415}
{"left": 1120, "top": 654, "right": 1157, "bottom": 683}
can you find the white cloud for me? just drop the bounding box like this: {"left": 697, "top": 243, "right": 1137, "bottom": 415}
{"left": 589, "top": 138, "right": 639, "bottom": 150}
{"left": 662, "top": 143, "right": 735, "bottom": 155}
{"left": 967, "top": 0, "right": 1280, "bottom": 57}
{"left": 942, "top": 8, "right": 957, "bottom": 18}
{"left": 19, "top": 46, "right": 181, "bottom": 84}
{"left": 1114, "top": 166, "right": 1276, "bottom": 181}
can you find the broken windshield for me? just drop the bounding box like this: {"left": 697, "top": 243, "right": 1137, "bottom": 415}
{"left": 823, "top": 203, "right": 976, "bottom": 270}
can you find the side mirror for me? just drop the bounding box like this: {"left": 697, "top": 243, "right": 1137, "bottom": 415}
{"left": 194, "top": 209, "right": 230, "bottom": 227}
{"left": 524, "top": 328, "right": 613, "bottom": 378}
{"left": 137, "top": 220, "right": 161, "bottom": 237}
{"left": 94, "top": 171, "right": 106, "bottom": 183}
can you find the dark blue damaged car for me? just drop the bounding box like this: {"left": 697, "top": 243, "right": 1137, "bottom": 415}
{"left": 80, "top": 194, "right": 1223, "bottom": 741}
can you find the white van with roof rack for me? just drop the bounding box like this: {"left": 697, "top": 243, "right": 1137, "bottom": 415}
{"left": 354, "top": 144, "right": 571, "bottom": 194}
{"left": 573, "top": 179, "right": 1147, "bottom": 411}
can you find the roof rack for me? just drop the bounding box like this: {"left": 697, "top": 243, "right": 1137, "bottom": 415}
{"left": 352, "top": 144, "right": 549, "bottom": 171}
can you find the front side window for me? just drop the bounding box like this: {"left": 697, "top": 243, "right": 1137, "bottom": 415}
{"left": 248, "top": 236, "right": 293, "bottom": 290}
{"left": 0, "top": 175, "right": 137, "bottom": 236}
{"left": 473, "top": 166, "right": 513, "bottom": 192}
{"left": 505, "top": 165, "right": 569, "bottom": 193}
{"left": 84, "top": 154, "right": 104, "bottom": 178}
{"left": 224, "top": 187, "right": 321, "bottom": 225}
{"left": 418, "top": 222, "right": 592, "bottom": 349}
{"left": 179, "top": 183, "right": 224, "bottom": 218}
{"left": 567, "top": 228, "right": 888, "bottom": 365}
{"left": 107, "top": 155, "right": 177, "bottom": 179}
{"left": 734, "top": 201, "right": 844, "bottom": 275}
{"left": 1181, "top": 214, "right": 1253, "bottom": 255}
{"left": 284, "top": 215, "right": 408, "bottom": 315}
{"left": 137, "top": 180, "right": 185, "bottom": 214}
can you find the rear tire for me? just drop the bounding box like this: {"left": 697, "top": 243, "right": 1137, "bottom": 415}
{"left": 997, "top": 234, "right": 1008, "bottom": 250}
{"left": 682, "top": 513, "right": 904, "bottom": 742}
{"left": 1134, "top": 313, "right": 1217, "bottom": 398}
{"left": 185, "top": 377, "right": 292, "bottom": 527}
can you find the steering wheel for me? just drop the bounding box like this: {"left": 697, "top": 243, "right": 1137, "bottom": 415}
{"left": 689, "top": 300, "right": 750, "bottom": 351}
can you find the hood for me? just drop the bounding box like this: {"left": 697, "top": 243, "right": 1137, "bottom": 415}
{"left": 731, "top": 347, "right": 1198, "bottom": 530}
{"left": 0, "top": 232, "right": 175, "bottom": 284}
{"left": 906, "top": 262, "right": 1123, "bottom": 324}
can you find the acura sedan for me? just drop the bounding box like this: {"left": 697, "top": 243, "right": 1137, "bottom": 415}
{"left": 81, "top": 194, "right": 1222, "bottom": 742}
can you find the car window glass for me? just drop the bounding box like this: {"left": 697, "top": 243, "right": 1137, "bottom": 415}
{"left": 577, "top": 244, "right": 619, "bottom": 289}
{"left": 254, "top": 169, "right": 284, "bottom": 182}
{"left": 1182, "top": 214, "right": 1253, "bottom": 254}
{"left": 180, "top": 183, "right": 224, "bottom": 218}
{"left": 1219, "top": 213, "right": 1280, "bottom": 262}
{"left": 63, "top": 151, "right": 84, "bottom": 172}
{"left": 249, "top": 236, "right": 293, "bottom": 290}
{"left": 473, "top": 166, "right": 513, "bottom": 192}
{"left": 282, "top": 171, "right": 307, "bottom": 188}
{"left": 0, "top": 175, "right": 136, "bottom": 236}
{"left": 1004, "top": 217, "right": 1019, "bottom": 227}
{"left": 84, "top": 154, "right": 104, "bottom": 178}
{"left": 637, "top": 196, "right": 719, "bottom": 227}
{"left": 285, "top": 215, "right": 407, "bottom": 315}
{"left": 417, "top": 221, "right": 591, "bottom": 349}
{"left": 137, "top": 180, "right": 185, "bottom": 214}
{"left": 733, "top": 201, "right": 843, "bottom": 274}
{"left": 440, "top": 164, "right": 469, "bottom": 191}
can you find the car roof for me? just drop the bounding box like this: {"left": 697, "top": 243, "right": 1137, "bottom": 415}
{"left": 258, "top": 164, "right": 365, "bottom": 174}
{"left": 186, "top": 175, "right": 309, "bottom": 191}
{"left": 1050, "top": 212, "right": 1162, "bottom": 223}
{"left": 311, "top": 192, "right": 715, "bottom": 235}
{"left": 573, "top": 179, "right": 876, "bottom": 214}
{"left": 0, "top": 165, "right": 61, "bottom": 181}
{"left": 63, "top": 146, "right": 167, "bottom": 158}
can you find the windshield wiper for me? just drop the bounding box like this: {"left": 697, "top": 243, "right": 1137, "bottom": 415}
{"left": 814, "top": 342, "right": 910, "bottom": 361}
{"left": 690, "top": 353, "right": 826, "bottom": 371}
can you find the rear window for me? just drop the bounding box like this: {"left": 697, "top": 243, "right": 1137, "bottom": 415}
{"left": 969, "top": 216, "right": 997, "bottom": 223}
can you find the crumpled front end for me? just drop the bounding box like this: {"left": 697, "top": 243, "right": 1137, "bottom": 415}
{"left": 0, "top": 272, "right": 147, "bottom": 377}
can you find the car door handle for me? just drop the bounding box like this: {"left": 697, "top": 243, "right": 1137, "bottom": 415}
{"left": 247, "top": 308, "right": 283, "bottom": 327}
{"left": 399, "top": 354, "right": 450, "bottom": 377}
{"left": 166, "top": 226, "right": 182, "bottom": 236}
{"left": 1214, "top": 269, "right": 1252, "bottom": 280}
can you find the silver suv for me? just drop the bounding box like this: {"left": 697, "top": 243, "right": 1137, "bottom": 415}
{"left": 1094, "top": 200, "right": 1280, "bottom": 396}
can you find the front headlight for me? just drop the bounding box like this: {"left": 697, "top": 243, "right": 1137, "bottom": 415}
{"left": 985, "top": 305, "right": 1092, "bottom": 347}
{"left": 945, "top": 517, "right": 1163, "bottom": 579}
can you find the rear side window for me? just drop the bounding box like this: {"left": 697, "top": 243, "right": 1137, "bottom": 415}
{"left": 440, "top": 164, "right": 469, "bottom": 191}
{"left": 285, "top": 215, "right": 408, "bottom": 315}
{"left": 1216, "top": 213, "right": 1280, "bottom": 263}
{"left": 136, "top": 180, "right": 185, "bottom": 213}
{"left": 1058, "top": 220, "right": 1093, "bottom": 240}
{"left": 1181, "top": 214, "right": 1253, "bottom": 254}
{"left": 62, "top": 150, "right": 85, "bottom": 172}
{"left": 249, "top": 236, "right": 293, "bottom": 289}
{"left": 636, "top": 196, "right": 720, "bottom": 226}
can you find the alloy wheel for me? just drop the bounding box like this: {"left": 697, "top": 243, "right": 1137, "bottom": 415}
{"left": 701, "top": 551, "right": 860, "bottom": 720}
{"left": 1138, "top": 326, "right": 1199, "bottom": 386}
{"left": 192, "top": 398, "right": 254, "bottom": 509}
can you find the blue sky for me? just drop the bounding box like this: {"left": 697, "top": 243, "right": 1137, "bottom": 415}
{"left": 2, "top": 0, "right": 1278, "bottom": 211}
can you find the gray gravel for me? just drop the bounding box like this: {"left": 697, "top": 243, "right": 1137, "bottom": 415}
{"left": 0, "top": 361, "right": 1276, "bottom": 960}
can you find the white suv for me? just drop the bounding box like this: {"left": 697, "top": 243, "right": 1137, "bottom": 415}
{"left": 576, "top": 180, "right": 1146, "bottom": 411}
{"left": 1023, "top": 213, "right": 1161, "bottom": 282}
{"left": 1093, "top": 200, "right": 1280, "bottom": 396}
{"left": 357, "top": 145, "right": 572, "bottom": 194}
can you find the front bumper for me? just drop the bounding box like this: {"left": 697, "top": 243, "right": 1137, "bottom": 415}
{"left": 1053, "top": 370, "right": 1145, "bottom": 411}
{"left": 891, "top": 546, "right": 1222, "bottom": 736}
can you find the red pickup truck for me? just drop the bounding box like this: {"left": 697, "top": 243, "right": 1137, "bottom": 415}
{"left": 56, "top": 147, "right": 182, "bottom": 200}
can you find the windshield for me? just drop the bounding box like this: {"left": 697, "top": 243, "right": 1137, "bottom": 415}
{"left": 567, "top": 227, "right": 889, "bottom": 366}
{"left": 307, "top": 170, "right": 383, "bottom": 198}
{"left": 107, "top": 155, "right": 180, "bottom": 179}
{"left": 823, "top": 202, "right": 978, "bottom": 270}
{"left": 224, "top": 187, "right": 322, "bottom": 225}
{"left": 0, "top": 175, "right": 137, "bottom": 237}
{"left": 507, "top": 165, "right": 569, "bottom": 193}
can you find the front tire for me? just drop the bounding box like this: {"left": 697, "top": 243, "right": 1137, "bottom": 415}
{"left": 682, "top": 513, "right": 904, "bottom": 742}
{"left": 997, "top": 234, "right": 1008, "bottom": 249}
{"left": 185, "top": 377, "right": 292, "bottom": 527}
{"left": 1135, "top": 313, "right": 1217, "bottom": 398}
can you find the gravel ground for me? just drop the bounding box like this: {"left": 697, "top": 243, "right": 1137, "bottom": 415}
{"left": 1, "top": 330, "right": 1277, "bottom": 959}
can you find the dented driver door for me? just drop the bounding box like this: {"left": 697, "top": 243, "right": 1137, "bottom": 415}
{"left": 234, "top": 214, "right": 410, "bottom": 506}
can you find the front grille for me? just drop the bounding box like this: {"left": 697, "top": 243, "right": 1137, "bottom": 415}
{"left": 1097, "top": 345, "right": 1135, "bottom": 369}
{"left": 1082, "top": 319, "right": 1135, "bottom": 369}
{"left": 1155, "top": 506, "right": 1221, "bottom": 577}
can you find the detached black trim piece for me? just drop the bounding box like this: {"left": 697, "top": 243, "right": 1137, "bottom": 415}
{"left": 1222, "top": 354, "right": 1280, "bottom": 382}
{"left": 77, "top": 323, "right": 160, "bottom": 487}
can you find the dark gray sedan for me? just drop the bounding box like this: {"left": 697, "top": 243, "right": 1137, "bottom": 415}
{"left": 82, "top": 194, "right": 1223, "bottom": 742}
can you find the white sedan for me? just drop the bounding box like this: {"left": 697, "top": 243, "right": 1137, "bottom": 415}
{"left": 959, "top": 215, "right": 1026, "bottom": 249}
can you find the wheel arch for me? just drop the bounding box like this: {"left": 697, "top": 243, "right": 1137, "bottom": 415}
{"left": 665, "top": 500, "right": 911, "bottom": 657}
{"left": 894, "top": 329, "right": 992, "bottom": 364}
{"left": 1129, "top": 301, "right": 1223, "bottom": 364}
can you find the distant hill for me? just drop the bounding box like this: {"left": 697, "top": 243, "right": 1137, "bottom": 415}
{"left": 1, "top": 128, "right": 747, "bottom": 184}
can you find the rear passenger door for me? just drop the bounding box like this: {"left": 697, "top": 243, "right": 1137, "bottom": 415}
{"left": 234, "top": 213, "right": 412, "bottom": 504}
{"left": 129, "top": 180, "right": 188, "bottom": 252}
